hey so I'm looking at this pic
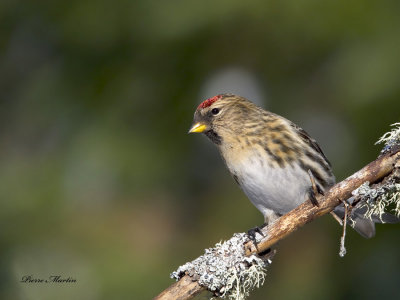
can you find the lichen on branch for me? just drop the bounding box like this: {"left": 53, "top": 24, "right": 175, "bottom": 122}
{"left": 350, "top": 123, "right": 400, "bottom": 221}
{"left": 352, "top": 169, "right": 400, "bottom": 221}
{"left": 171, "top": 233, "right": 273, "bottom": 300}
{"left": 376, "top": 122, "right": 400, "bottom": 154}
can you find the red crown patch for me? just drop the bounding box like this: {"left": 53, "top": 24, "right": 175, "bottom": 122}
{"left": 197, "top": 95, "right": 222, "bottom": 109}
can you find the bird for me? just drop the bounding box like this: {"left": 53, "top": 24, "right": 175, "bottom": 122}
{"left": 188, "top": 93, "right": 388, "bottom": 238}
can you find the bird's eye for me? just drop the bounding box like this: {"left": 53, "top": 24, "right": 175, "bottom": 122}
{"left": 211, "top": 108, "right": 220, "bottom": 115}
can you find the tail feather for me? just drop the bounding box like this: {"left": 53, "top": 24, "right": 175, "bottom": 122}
{"left": 375, "top": 213, "right": 400, "bottom": 224}
{"left": 333, "top": 206, "right": 400, "bottom": 239}
{"left": 352, "top": 216, "right": 375, "bottom": 239}
{"left": 353, "top": 206, "right": 400, "bottom": 224}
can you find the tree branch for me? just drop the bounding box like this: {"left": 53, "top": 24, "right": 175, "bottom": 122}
{"left": 154, "top": 275, "right": 204, "bottom": 300}
{"left": 245, "top": 149, "right": 400, "bottom": 255}
{"left": 154, "top": 149, "right": 400, "bottom": 300}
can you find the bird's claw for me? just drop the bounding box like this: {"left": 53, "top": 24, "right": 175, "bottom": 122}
{"left": 247, "top": 224, "right": 266, "bottom": 246}
{"left": 308, "top": 187, "right": 320, "bottom": 207}
{"left": 307, "top": 169, "right": 324, "bottom": 207}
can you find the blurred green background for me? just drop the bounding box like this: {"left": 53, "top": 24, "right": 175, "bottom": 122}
{"left": 1, "top": 1, "right": 400, "bottom": 299}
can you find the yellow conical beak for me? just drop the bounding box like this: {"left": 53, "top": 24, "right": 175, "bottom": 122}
{"left": 188, "top": 122, "right": 207, "bottom": 133}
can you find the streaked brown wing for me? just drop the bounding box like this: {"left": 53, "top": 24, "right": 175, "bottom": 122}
{"left": 290, "top": 123, "right": 332, "bottom": 167}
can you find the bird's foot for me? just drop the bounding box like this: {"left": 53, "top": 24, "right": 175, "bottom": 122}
{"left": 308, "top": 187, "right": 320, "bottom": 206}
{"left": 307, "top": 169, "right": 324, "bottom": 207}
{"left": 247, "top": 223, "right": 266, "bottom": 246}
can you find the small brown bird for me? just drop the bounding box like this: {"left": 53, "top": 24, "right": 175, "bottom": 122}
{"left": 189, "top": 94, "right": 379, "bottom": 238}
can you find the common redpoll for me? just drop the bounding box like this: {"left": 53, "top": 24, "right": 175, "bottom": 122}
{"left": 189, "top": 94, "right": 382, "bottom": 238}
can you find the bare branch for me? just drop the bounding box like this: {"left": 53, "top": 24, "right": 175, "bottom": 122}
{"left": 154, "top": 275, "right": 204, "bottom": 300}
{"left": 154, "top": 149, "right": 400, "bottom": 300}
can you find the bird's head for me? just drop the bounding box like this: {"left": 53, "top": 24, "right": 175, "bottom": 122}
{"left": 189, "top": 94, "right": 259, "bottom": 145}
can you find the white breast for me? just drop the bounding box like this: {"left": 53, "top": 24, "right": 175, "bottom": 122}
{"left": 227, "top": 155, "right": 311, "bottom": 220}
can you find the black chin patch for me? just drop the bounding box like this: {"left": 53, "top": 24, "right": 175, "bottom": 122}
{"left": 205, "top": 130, "right": 222, "bottom": 145}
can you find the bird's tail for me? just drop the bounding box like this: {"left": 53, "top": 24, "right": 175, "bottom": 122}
{"left": 351, "top": 216, "right": 375, "bottom": 238}
{"left": 333, "top": 206, "right": 400, "bottom": 238}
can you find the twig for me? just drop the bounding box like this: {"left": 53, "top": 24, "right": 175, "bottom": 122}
{"left": 339, "top": 199, "right": 350, "bottom": 257}
{"left": 330, "top": 211, "right": 343, "bottom": 226}
{"left": 154, "top": 149, "right": 400, "bottom": 300}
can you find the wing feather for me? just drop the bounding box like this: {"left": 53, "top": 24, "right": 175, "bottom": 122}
{"left": 290, "top": 123, "right": 332, "bottom": 167}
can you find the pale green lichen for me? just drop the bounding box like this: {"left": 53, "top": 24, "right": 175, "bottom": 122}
{"left": 171, "top": 233, "right": 272, "bottom": 300}
{"left": 220, "top": 256, "right": 267, "bottom": 300}
{"left": 352, "top": 181, "right": 400, "bottom": 221}
{"left": 350, "top": 123, "right": 400, "bottom": 220}
{"left": 375, "top": 122, "right": 400, "bottom": 154}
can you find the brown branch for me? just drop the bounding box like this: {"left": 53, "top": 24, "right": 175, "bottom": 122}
{"left": 154, "top": 275, "right": 204, "bottom": 300}
{"left": 154, "top": 149, "right": 400, "bottom": 300}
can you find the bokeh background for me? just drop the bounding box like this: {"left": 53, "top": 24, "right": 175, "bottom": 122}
{"left": 1, "top": 1, "right": 400, "bottom": 299}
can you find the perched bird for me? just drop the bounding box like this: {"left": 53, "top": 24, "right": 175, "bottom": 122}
{"left": 189, "top": 94, "right": 381, "bottom": 238}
